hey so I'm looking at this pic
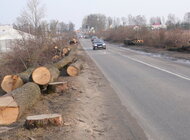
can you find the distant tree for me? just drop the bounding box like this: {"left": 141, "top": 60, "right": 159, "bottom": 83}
{"left": 166, "top": 14, "right": 179, "bottom": 29}
{"left": 58, "top": 22, "right": 68, "bottom": 33}
{"left": 121, "top": 17, "right": 127, "bottom": 26}
{"left": 113, "top": 17, "right": 121, "bottom": 27}
{"left": 107, "top": 17, "right": 113, "bottom": 28}
{"left": 127, "top": 14, "right": 135, "bottom": 25}
{"left": 134, "top": 15, "right": 147, "bottom": 26}
{"left": 82, "top": 14, "right": 107, "bottom": 31}
{"left": 15, "top": 0, "right": 45, "bottom": 35}
{"left": 68, "top": 22, "right": 75, "bottom": 31}
{"left": 49, "top": 20, "right": 59, "bottom": 35}
{"left": 149, "top": 17, "right": 162, "bottom": 25}
{"left": 184, "top": 12, "right": 190, "bottom": 23}
{"left": 38, "top": 20, "right": 48, "bottom": 37}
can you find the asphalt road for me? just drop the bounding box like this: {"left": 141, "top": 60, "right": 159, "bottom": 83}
{"left": 80, "top": 39, "right": 190, "bottom": 140}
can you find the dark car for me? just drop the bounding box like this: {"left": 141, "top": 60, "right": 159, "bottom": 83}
{"left": 84, "top": 34, "right": 90, "bottom": 39}
{"left": 92, "top": 39, "right": 106, "bottom": 50}
{"left": 91, "top": 36, "right": 98, "bottom": 42}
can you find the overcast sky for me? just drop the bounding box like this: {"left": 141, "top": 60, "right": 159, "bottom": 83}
{"left": 0, "top": 0, "right": 190, "bottom": 29}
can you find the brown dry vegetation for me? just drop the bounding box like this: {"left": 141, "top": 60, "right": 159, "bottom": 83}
{"left": 0, "top": 32, "right": 76, "bottom": 80}
{"left": 99, "top": 26, "right": 190, "bottom": 50}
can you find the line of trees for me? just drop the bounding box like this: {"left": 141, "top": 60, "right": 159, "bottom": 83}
{"left": 82, "top": 13, "right": 190, "bottom": 32}
{"left": 0, "top": 0, "right": 76, "bottom": 78}
{"left": 13, "top": 0, "right": 75, "bottom": 37}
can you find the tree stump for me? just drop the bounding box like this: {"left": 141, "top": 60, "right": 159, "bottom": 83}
{"left": 25, "top": 114, "right": 63, "bottom": 129}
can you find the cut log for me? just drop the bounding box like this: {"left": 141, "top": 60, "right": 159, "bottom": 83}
{"left": 48, "top": 82, "right": 69, "bottom": 93}
{"left": 0, "top": 95, "right": 18, "bottom": 125}
{"left": 25, "top": 114, "right": 63, "bottom": 129}
{"left": 54, "top": 47, "right": 77, "bottom": 70}
{"left": 62, "top": 47, "right": 71, "bottom": 56}
{"left": 32, "top": 65, "right": 60, "bottom": 85}
{"left": 0, "top": 83, "right": 41, "bottom": 125}
{"left": 52, "top": 55, "right": 61, "bottom": 62}
{"left": 1, "top": 75, "right": 24, "bottom": 92}
{"left": 67, "top": 60, "right": 83, "bottom": 76}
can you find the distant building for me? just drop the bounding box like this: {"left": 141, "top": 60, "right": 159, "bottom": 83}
{"left": 0, "top": 25, "right": 33, "bottom": 52}
{"left": 151, "top": 23, "right": 167, "bottom": 30}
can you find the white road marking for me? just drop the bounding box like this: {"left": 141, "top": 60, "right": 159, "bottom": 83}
{"left": 109, "top": 49, "right": 190, "bottom": 81}
{"left": 125, "top": 55, "right": 190, "bottom": 81}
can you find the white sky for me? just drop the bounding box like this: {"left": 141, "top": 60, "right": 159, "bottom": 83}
{"left": 0, "top": 0, "right": 190, "bottom": 29}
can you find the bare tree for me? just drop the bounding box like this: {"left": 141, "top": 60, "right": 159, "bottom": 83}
{"left": 113, "top": 17, "right": 121, "bottom": 27}
{"left": 82, "top": 14, "right": 107, "bottom": 31}
{"left": 166, "top": 14, "right": 178, "bottom": 24}
{"left": 149, "top": 17, "right": 162, "bottom": 25}
{"left": 49, "top": 20, "right": 59, "bottom": 35}
{"left": 16, "top": 0, "right": 45, "bottom": 35}
{"left": 121, "top": 17, "right": 127, "bottom": 26}
{"left": 58, "top": 22, "right": 68, "bottom": 33}
{"left": 107, "top": 17, "right": 113, "bottom": 28}
{"left": 127, "top": 14, "right": 135, "bottom": 25}
{"left": 184, "top": 12, "right": 190, "bottom": 23}
{"left": 166, "top": 14, "right": 179, "bottom": 29}
{"left": 134, "top": 15, "right": 147, "bottom": 26}
{"left": 68, "top": 22, "right": 75, "bottom": 31}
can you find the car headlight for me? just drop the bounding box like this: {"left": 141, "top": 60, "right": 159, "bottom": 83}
{"left": 94, "top": 44, "right": 97, "bottom": 46}
{"left": 103, "top": 43, "right": 106, "bottom": 46}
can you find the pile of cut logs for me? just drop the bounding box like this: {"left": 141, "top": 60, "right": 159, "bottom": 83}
{"left": 0, "top": 45, "right": 83, "bottom": 127}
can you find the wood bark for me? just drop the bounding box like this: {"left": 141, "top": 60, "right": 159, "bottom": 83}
{"left": 54, "top": 46, "right": 77, "bottom": 70}
{"left": 67, "top": 60, "right": 83, "bottom": 76}
{"left": 25, "top": 114, "right": 63, "bottom": 129}
{"left": 32, "top": 65, "right": 60, "bottom": 85}
{"left": 17, "top": 67, "right": 36, "bottom": 83}
{"left": 1, "top": 75, "right": 24, "bottom": 92}
{"left": 0, "top": 82, "right": 41, "bottom": 125}
{"left": 1, "top": 67, "right": 36, "bottom": 93}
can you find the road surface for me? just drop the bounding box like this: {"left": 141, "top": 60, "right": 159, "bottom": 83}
{"left": 80, "top": 39, "right": 190, "bottom": 140}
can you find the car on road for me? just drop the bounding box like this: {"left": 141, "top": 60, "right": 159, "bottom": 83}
{"left": 84, "top": 34, "right": 90, "bottom": 39}
{"left": 92, "top": 39, "right": 106, "bottom": 50}
{"left": 91, "top": 36, "right": 98, "bottom": 42}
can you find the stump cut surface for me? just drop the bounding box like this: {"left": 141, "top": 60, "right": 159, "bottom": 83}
{"left": 32, "top": 67, "right": 51, "bottom": 85}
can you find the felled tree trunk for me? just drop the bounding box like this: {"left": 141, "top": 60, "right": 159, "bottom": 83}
{"left": 1, "top": 67, "right": 36, "bottom": 93}
{"left": 0, "top": 82, "right": 41, "bottom": 125}
{"left": 67, "top": 60, "right": 83, "bottom": 76}
{"left": 54, "top": 47, "right": 77, "bottom": 70}
{"left": 1, "top": 75, "right": 24, "bottom": 92}
{"left": 25, "top": 114, "right": 63, "bottom": 129}
{"left": 32, "top": 65, "right": 60, "bottom": 85}
{"left": 17, "top": 67, "right": 36, "bottom": 83}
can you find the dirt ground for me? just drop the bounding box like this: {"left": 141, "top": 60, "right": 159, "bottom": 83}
{"left": 0, "top": 46, "right": 147, "bottom": 140}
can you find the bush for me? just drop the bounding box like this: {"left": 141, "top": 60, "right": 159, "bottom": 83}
{"left": 0, "top": 32, "right": 76, "bottom": 79}
{"left": 101, "top": 27, "right": 190, "bottom": 50}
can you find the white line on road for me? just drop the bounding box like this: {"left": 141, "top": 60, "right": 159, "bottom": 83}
{"left": 109, "top": 49, "right": 190, "bottom": 81}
